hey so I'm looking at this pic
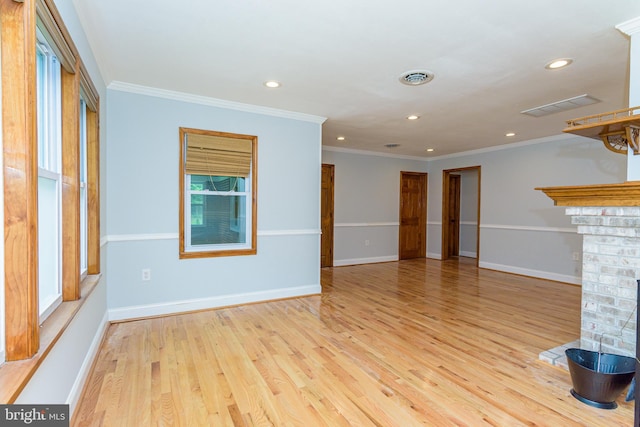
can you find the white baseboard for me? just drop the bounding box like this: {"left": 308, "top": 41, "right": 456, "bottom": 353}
{"left": 108, "top": 285, "right": 321, "bottom": 321}
{"left": 479, "top": 261, "right": 581, "bottom": 285}
{"left": 427, "top": 252, "right": 441, "bottom": 260}
{"left": 459, "top": 251, "right": 478, "bottom": 258}
{"left": 67, "top": 312, "right": 109, "bottom": 415}
{"left": 333, "top": 256, "right": 398, "bottom": 267}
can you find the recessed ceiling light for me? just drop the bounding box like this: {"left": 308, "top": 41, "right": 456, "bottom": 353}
{"left": 426, "top": 148, "right": 435, "bottom": 152}
{"left": 505, "top": 132, "right": 516, "bottom": 137}
{"left": 264, "top": 80, "right": 281, "bottom": 88}
{"left": 407, "top": 115, "right": 420, "bottom": 120}
{"left": 336, "top": 136, "right": 345, "bottom": 141}
{"left": 545, "top": 58, "right": 573, "bottom": 70}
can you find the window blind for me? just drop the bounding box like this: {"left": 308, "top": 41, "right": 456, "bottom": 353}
{"left": 185, "top": 132, "right": 252, "bottom": 177}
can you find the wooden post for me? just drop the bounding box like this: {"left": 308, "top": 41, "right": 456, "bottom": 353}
{"left": 1, "top": 0, "right": 39, "bottom": 360}
{"left": 61, "top": 66, "right": 81, "bottom": 301}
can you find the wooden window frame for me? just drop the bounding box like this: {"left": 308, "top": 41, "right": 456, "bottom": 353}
{"left": 81, "top": 60, "right": 100, "bottom": 276}
{"left": 179, "top": 127, "right": 258, "bottom": 259}
{"left": 0, "top": 0, "right": 101, "bottom": 401}
{"left": 61, "top": 57, "right": 81, "bottom": 302}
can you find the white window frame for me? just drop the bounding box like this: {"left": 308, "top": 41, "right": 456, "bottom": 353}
{"left": 79, "top": 97, "right": 88, "bottom": 277}
{"left": 36, "top": 31, "right": 62, "bottom": 321}
{"left": 184, "top": 174, "right": 252, "bottom": 252}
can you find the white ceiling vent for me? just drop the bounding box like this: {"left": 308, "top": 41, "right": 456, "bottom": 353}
{"left": 521, "top": 94, "right": 601, "bottom": 117}
{"left": 399, "top": 70, "right": 435, "bottom": 86}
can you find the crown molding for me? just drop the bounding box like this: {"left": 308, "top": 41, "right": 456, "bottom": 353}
{"left": 324, "top": 133, "right": 576, "bottom": 162}
{"left": 616, "top": 16, "right": 640, "bottom": 36}
{"left": 419, "top": 133, "right": 575, "bottom": 161}
{"left": 322, "top": 145, "right": 428, "bottom": 161}
{"left": 107, "top": 81, "right": 327, "bottom": 125}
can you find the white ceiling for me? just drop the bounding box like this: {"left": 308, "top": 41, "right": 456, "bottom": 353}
{"left": 72, "top": 0, "right": 640, "bottom": 157}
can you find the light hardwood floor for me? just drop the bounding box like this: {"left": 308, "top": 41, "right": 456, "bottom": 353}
{"left": 73, "top": 258, "right": 634, "bottom": 426}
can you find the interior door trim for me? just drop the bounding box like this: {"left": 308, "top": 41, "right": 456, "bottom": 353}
{"left": 441, "top": 166, "right": 481, "bottom": 266}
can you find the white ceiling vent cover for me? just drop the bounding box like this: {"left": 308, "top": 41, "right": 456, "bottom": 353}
{"left": 399, "top": 70, "right": 435, "bottom": 86}
{"left": 521, "top": 94, "right": 601, "bottom": 117}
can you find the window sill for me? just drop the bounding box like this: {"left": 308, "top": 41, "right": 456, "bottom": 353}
{"left": 0, "top": 273, "right": 102, "bottom": 403}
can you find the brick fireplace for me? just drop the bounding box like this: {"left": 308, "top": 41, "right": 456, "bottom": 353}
{"left": 569, "top": 206, "right": 640, "bottom": 356}
{"left": 537, "top": 182, "right": 640, "bottom": 364}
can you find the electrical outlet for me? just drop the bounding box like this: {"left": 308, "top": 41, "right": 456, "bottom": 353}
{"left": 572, "top": 252, "right": 580, "bottom": 261}
{"left": 365, "top": 240, "right": 370, "bottom": 246}
{"left": 142, "top": 268, "right": 151, "bottom": 281}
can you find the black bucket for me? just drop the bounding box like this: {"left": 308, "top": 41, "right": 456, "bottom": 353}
{"left": 565, "top": 348, "right": 636, "bottom": 409}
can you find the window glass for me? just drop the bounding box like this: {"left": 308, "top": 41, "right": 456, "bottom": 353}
{"left": 37, "top": 175, "right": 60, "bottom": 318}
{"left": 36, "top": 48, "right": 46, "bottom": 167}
{"left": 36, "top": 32, "right": 62, "bottom": 320}
{"left": 185, "top": 175, "right": 250, "bottom": 250}
{"left": 79, "top": 98, "right": 88, "bottom": 274}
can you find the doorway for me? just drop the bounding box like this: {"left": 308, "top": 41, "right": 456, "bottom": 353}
{"left": 446, "top": 174, "right": 461, "bottom": 257}
{"left": 442, "top": 166, "right": 481, "bottom": 265}
{"left": 321, "top": 164, "right": 335, "bottom": 267}
{"left": 399, "top": 172, "right": 428, "bottom": 260}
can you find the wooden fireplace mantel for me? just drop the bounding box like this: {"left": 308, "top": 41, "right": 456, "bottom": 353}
{"left": 536, "top": 181, "right": 640, "bottom": 206}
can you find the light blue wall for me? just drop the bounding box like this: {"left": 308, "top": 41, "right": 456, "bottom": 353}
{"left": 106, "top": 90, "right": 323, "bottom": 317}
{"left": 427, "top": 134, "right": 626, "bottom": 282}
{"left": 322, "top": 148, "right": 427, "bottom": 265}
{"left": 322, "top": 134, "right": 625, "bottom": 283}
{"left": 458, "top": 169, "right": 479, "bottom": 258}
